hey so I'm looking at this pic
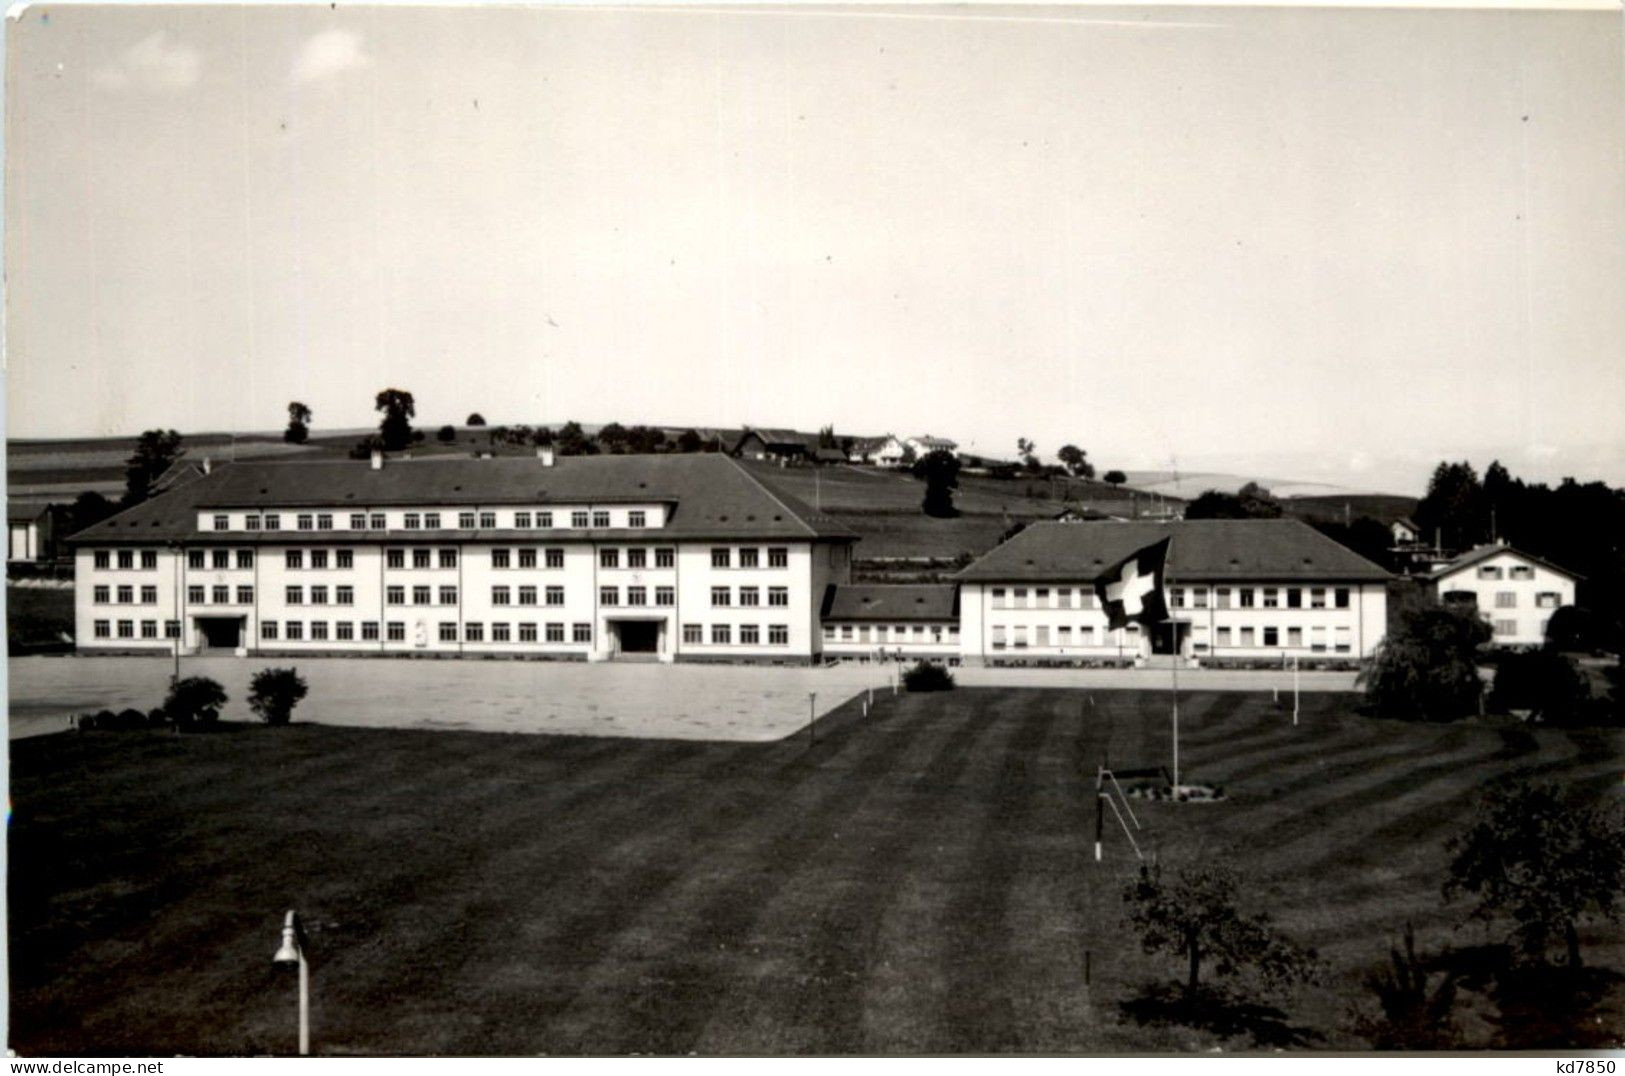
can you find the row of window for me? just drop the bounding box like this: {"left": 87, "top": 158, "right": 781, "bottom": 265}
{"left": 680, "top": 623, "right": 791, "bottom": 646}
{"left": 987, "top": 585, "right": 1355, "bottom": 611}
{"left": 90, "top": 550, "right": 160, "bottom": 570}
{"left": 260, "top": 620, "right": 597, "bottom": 644}
{"left": 92, "top": 619, "right": 180, "bottom": 639}
{"left": 709, "top": 586, "right": 790, "bottom": 608}
{"left": 824, "top": 623, "right": 960, "bottom": 644}
{"left": 987, "top": 623, "right": 1355, "bottom": 651}
{"left": 1493, "top": 618, "right": 1550, "bottom": 637}
{"left": 213, "top": 508, "right": 650, "bottom": 532}
{"left": 1477, "top": 565, "right": 1537, "bottom": 581}
{"left": 93, "top": 585, "right": 166, "bottom": 605}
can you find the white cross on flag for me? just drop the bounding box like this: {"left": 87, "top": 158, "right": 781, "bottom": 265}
{"left": 1093, "top": 537, "right": 1171, "bottom": 631}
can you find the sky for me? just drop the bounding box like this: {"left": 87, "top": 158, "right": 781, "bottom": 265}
{"left": 5, "top": 3, "right": 1623, "bottom": 495}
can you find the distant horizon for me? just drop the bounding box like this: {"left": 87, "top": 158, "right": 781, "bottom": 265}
{"left": 11, "top": 415, "right": 1623, "bottom": 501}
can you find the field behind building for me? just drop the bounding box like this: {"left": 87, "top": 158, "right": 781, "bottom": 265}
{"left": 10, "top": 688, "right": 1622, "bottom": 1055}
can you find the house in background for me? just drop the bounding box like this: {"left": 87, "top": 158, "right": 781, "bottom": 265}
{"left": 954, "top": 519, "right": 1391, "bottom": 666}
{"left": 820, "top": 583, "right": 960, "bottom": 660}
{"left": 730, "top": 428, "right": 814, "bottom": 464}
{"left": 854, "top": 435, "right": 907, "bottom": 467}
{"left": 904, "top": 435, "right": 958, "bottom": 458}
{"left": 1431, "top": 541, "right": 1579, "bottom": 648}
{"left": 8, "top": 503, "right": 60, "bottom": 564}
{"left": 1390, "top": 517, "right": 1421, "bottom": 546}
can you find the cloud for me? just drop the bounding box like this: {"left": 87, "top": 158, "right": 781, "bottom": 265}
{"left": 91, "top": 31, "right": 200, "bottom": 92}
{"left": 291, "top": 29, "right": 368, "bottom": 84}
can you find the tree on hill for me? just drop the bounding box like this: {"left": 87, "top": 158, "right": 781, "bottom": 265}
{"left": 817, "top": 425, "right": 838, "bottom": 449}
{"left": 347, "top": 434, "right": 385, "bottom": 460}
{"left": 466, "top": 412, "right": 486, "bottom": 426}
{"left": 555, "top": 421, "right": 594, "bottom": 456}
{"left": 1124, "top": 861, "right": 1319, "bottom": 1005}
{"left": 912, "top": 449, "right": 961, "bottom": 518}
{"left": 122, "top": 429, "right": 184, "bottom": 507}
{"left": 284, "top": 401, "right": 311, "bottom": 445}
{"left": 1057, "top": 444, "right": 1095, "bottom": 479}
{"left": 597, "top": 422, "right": 629, "bottom": 453}
{"left": 1358, "top": 605, "right": 1491, "bottom": 721}
{"left": 436, "top": 424, "right": 457, "bottom": 444}
{"left": 626, "top": 425, "right": 665, "bottom": 454}
{"left": 1445, "top": 779, "right": 1625, "bottom": 968}
{"left": 676, "top": 428, "right": 703, "bottom": 453}
{"left": 374, "top": 388, "right": 416, "bottom": 451}
{"left": 1415, "top": 461, "right": 1485, "bottom": 552}
{"left": 1016, "top": 437, "right": 1041, "bottom": 473}
{"left": 531, "top": 426, "right": 554, "bottom": 447}
{"left": 67, "top": 491, "right": 118, "bottom": 534}
{"left": 1104, "top": 469, "right": 1127, "bottom": 487}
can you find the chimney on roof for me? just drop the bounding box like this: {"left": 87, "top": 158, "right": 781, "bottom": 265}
{"left": 201, "top": 457, "right": 211, "bottom": 475}
{"left": 538, "top": 446, "right": 555, "bottom": 467}
{"left": 370, "top": 449, "right": 384, "bottom": 471}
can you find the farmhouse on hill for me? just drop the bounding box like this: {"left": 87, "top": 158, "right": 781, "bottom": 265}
{"left": 1431, "top": 540, "right": 1579, "bottom": 648}
{"left": 953, "top": 519, "right": 1391, "bottom": 666}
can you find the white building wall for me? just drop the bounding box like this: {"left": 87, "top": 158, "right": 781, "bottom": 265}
{"left": 956, "top": 579, "right": 1387, "bottom": 664}
{"left": 76, "top": 546, "right": 184, "bottom": 650}
{"left": 823, "top": 621, "right": 959, "bottom": 660}
{"left": 1435, "top": 551, "right": 1576, "bottom": 646}
{"left": 673, "top": 541, "right": 819, "bottom": 660}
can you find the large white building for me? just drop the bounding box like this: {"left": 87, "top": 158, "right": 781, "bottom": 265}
{"left": 954, "top": 519, "right": 1391, "bottom": 665}
{"left": 1431, "top": 541, "right": 1579, "bottom": 647}
{"left": 71, "top": 452, "right": 858, "bottom": 663}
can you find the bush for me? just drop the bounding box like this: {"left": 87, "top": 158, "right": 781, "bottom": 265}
{"left": 148, "top": 707, "right": 169, "bottom": 727}
{"left": 1358, "top": 606, "right": 1492, "bottom": 721}
{"left": 165, "top": 676, "right": 227, "bottom": 729}
{"left": 902, "top": 660, "right": 955, "bottom": 692}
{"left": 248, "top": 667, "right": 308, "bottom": 725}
{"left": 1488, "top": 650, "right": 1592, "bottom": 724}
{"left": 111, "top": 708, "right": 148, "bottom": 730}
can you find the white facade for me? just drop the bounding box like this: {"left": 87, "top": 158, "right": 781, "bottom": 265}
{"left": 821, "top": 620, "right": 960, "bottom": 660}
{"left": 1433, "top": 546, "right": 1576, "bottom": 647}
{"left": 77, "top": 537, "right": 853, "bottom": 663}
{"left": 904, "top": 436, "right": 958, "bottom": 459}
{"left": 9, "top": 519, "right": 41, "bottom": 562}
{"left": 958, "top": 580, "right": 1387, "bottom": 664}
{"left": 861, "top": 437, "right": 907, "bottom": 467}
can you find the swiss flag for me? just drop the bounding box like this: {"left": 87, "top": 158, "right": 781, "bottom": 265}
{"left": 1093, "top": 537, "right": 1171, "bottom": 631}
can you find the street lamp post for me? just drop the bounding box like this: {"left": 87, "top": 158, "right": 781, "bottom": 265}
{"left": 272, "top": 910, "right": 311, "bottom": 1056}
{"left": 808, "top": 692, "right": 817, "bottom": 747}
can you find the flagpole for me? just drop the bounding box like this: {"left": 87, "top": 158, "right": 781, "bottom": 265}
{"left": 1166, "top": 534, "right": 1179, "bottom": 793}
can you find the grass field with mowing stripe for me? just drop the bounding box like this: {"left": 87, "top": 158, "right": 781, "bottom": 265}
{"left": 9, "top": 689, "right": 1622, "bottom": 1055}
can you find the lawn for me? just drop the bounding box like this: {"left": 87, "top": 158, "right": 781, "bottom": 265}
{"left": 9, "top": 689, "right": 1623, "bottom": 1055}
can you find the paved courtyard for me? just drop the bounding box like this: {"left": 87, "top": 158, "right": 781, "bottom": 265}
{"left": 6, "top": 655, "right": 1359, "bottom": 741}
{"left": 6, "top": 656, "right": 893, "bottom": 741}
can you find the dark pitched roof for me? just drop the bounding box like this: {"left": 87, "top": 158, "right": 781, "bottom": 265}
{"left": 69, "top": 454, "right": 858, "bottom": 544}
{"left": 1429, "top": 543, "right": 1583, "bottom": 582}
{"left": 7, "top": 502, "right": 50, "bottom": 524}
{"left": 824, "top": 584, "right": 959, "bottom": 622}
{"left": 954, "top": 519, "right": 1392, "bottom": 583}
{"left": 812, "top": 447, "right": 848, "bottom": 463}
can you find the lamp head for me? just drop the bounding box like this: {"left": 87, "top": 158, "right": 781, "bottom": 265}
{"left": 273, "top": 910, "right": 302, "bottom": 965}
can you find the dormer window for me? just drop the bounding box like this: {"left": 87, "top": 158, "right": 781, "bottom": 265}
{"left": 245, "top": 515, "right": 261, "bottom": 531}
{"left": 350, "top": 513, "right": 366, "bottom": 529}
{"left": 515, "top": 512, "right": 531, "bottom": 529}
{"left": 629, "top": 510, "right": 646, "bottom": 528}
{"left": 424, "top": 512, "right": 441, "bottom": 529}
{"left": 265, "top": 514, "right": 281, "bottom": 531}
{"left": 370, "top": 513, "right": 386, "bottom": 530}
{"left": 539, "top": 512, "right": 553, "bottom": 528}
{"left": 213, "top": 514, "right": 229, "bottom": 531}
{"left": 593, "top": 510, "right": 610, "bottom": 528}
{"left": 317, "top": 513, "right": 333, "bottom": 531}
{"left": 571, "top": 511, "right": 589, "bottom": 528}
{"left": 297, "top": 514, "right": 314, "bottom": 531}
{"left": 404, "top": 513, "right": 421, "bottom": 530}
{"left": 479, "top": 511, "right": 497, "bottom": 529}
{"left": 459, "top": 512, "right": 476, "bottom": 529}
